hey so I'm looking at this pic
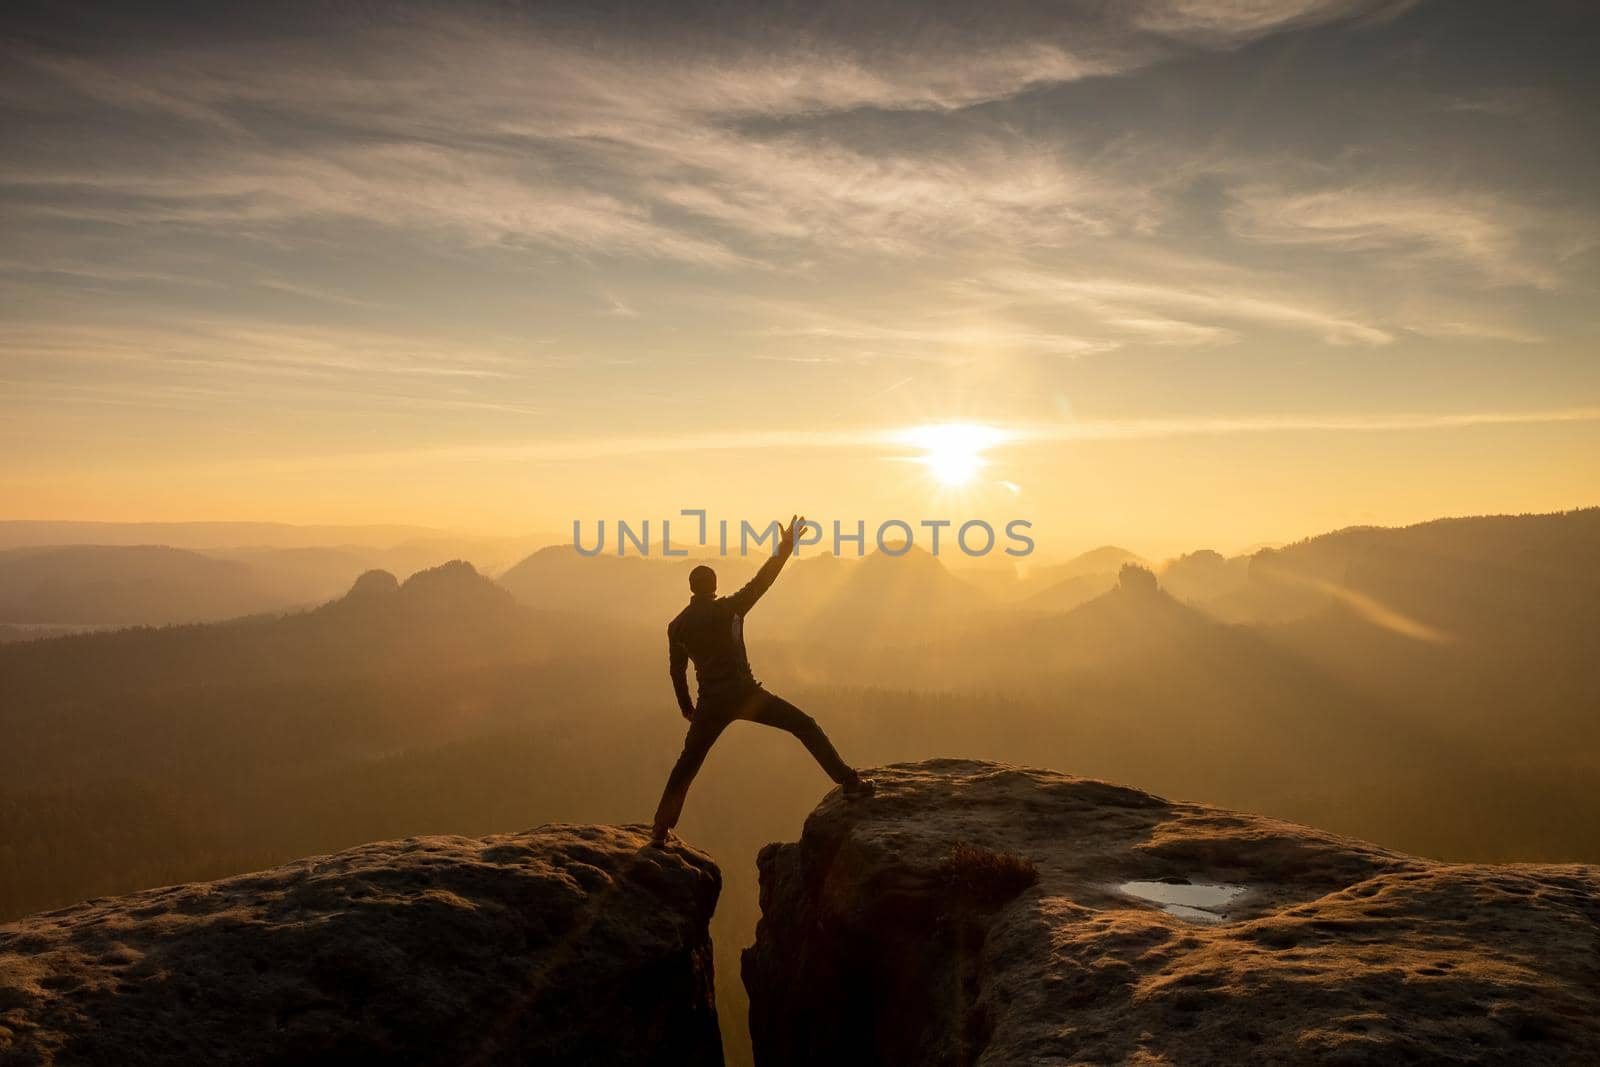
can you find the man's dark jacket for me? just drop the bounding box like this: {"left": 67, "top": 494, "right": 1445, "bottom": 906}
{"left": 667, "top": 554, "right": 785, "bottom": 714}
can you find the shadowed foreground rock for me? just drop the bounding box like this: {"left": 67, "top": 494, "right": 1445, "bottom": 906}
{"left": 0, "top": 825, "right": 723, "bottom": 1066}
{"left": 743, "top": 759, "right": 1600, "bottom": 1066}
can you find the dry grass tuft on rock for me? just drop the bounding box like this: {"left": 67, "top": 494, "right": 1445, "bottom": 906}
{"left": 938, "top": 842, "right": 1039, "bottom": 908}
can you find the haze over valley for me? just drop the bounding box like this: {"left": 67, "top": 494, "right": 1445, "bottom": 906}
{"left": 3, "top": 508, "right": 1596, "bottom": 1062}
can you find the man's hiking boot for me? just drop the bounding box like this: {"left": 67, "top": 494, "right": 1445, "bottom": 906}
{"left": 842, "top": 775, "right": 876, "bottom": 800}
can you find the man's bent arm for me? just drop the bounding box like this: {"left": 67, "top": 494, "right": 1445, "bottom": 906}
{"left": 668, "top": 625, "right": 694, "bottom": 718}
{"left": 727, "top": 514, "right": 801, "bottom": 614}
{"left": 726, "top": 551, "right": 788, "bottom": 615}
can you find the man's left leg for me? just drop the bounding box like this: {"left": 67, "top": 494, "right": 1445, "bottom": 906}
{"left": 650, "top": 711, "right": 731, "bottom": 843}
{"left": 745, "top": 688, "right": 871, "bottom": 795}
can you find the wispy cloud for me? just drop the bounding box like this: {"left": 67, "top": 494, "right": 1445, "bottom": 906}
{"left": 210, "top": 405, "right": 1600, "bottom": 475}
{"left": 1015, "top": 406, "right": 1600, "bottom": 442}
{"left": 1402, "top": 319, "right": 1544, "bottom": 344}
{"left": 754, "top": 321, "right": 1115, "bottom": 359}
{"left": 600, "top": 292, "right": 640, "bottom": 319}
{"left": 1133, "top": 0, "right": 1418, "bottom": 43}
{"left": 1439, "top": 88, "right": 1545, "bottom": 118}
{"left": 0, "top": 316, "right": 535, "bottom": 390}
{"left": 1227, "top": 184, "right": 1589, "bottom": 290}
{"left": 974, "top": 269, "right": 1394, "bottom": 345}
{"left": 0, "top": 1, "right": 1437, "bottom": 270}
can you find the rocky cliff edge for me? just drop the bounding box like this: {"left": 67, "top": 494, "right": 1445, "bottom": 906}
{"left": 743, "top": 758, "right": 1600, "bottom": 1066}
{"left": 0, "top": 824, "right": 723, "bottom": 1066}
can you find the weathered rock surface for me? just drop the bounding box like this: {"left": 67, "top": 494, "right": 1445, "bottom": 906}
{"left": 0, "top": 824, "right": 723, "bottom": 1066}
{"left": 743, "top": 759, "right": 1600, "bottom": 1066}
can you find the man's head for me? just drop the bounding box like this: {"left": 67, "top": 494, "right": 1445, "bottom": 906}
{"left": 689, "top": 564, "right": 717, "bottom": 597}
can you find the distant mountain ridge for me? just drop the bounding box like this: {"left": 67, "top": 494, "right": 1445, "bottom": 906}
{"left": 0, "top": 520, "right": 450, "bottom": 550}
{"left": 1189, "top": 507, "right": 1600, "bottom": 630}
{"left": 3, "top": 508, "right": 1595, "bottom": 643}
{"left": 0, "top": 545, "right": 290, "bottom": 626}
{"left": 3, "top": 559, "right": 555, "bottom": 700}
{"left": 0, "top": 535, "right": 550, "bottom": 629}
{"left": 501, "top": 542, "right": 997, "bottom": 648}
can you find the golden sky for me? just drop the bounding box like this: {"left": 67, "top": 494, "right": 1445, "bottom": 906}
{"left": 2, "top": 1, "right": 1597, "bottom": 557}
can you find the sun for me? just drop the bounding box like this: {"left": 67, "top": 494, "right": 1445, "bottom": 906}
{"left": 897, "top": 422, "right": 1009, "bottom": 488}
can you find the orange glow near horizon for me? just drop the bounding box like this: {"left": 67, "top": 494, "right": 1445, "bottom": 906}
{"left": 0, "top": 3, "right": 1596, "bottom": 557}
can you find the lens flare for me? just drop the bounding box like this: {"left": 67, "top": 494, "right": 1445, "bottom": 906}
{"left": 897, "top": 423, "right": 1010, "bottom": 487}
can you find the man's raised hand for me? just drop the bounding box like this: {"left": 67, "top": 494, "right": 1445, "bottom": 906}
{"left": 780, "top": 514, "right": 805, "bottom": 556}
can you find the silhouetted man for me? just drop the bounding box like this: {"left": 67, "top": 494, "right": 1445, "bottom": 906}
{"left": 651, "top": 515, "right": 872, "bottom": 846}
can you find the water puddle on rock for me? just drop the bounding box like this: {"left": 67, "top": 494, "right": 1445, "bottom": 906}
{"left": 1117, "top": 879, "right": 1246, "bottom": 924}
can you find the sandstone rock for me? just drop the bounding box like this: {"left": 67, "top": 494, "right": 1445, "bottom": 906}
{"left": 343, "top": 568, "right": 400, "bottom": 600}
{"left": 743, "top": 758, "right": 1600, "bottom": 1065}
{"left": 0, "top": 825, "right": 723, "bottom": 1066}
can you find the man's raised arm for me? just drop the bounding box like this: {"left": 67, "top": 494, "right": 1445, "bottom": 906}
{"left": 726, "top": 514, "right": 802, "bottom": 614}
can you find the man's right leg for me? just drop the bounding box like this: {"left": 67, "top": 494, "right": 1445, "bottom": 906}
{"left": 744, "top": 688, "right": 866, "bottom": 791}
{"left": 650, "top": 710, "right": 731, "bottom": 842}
